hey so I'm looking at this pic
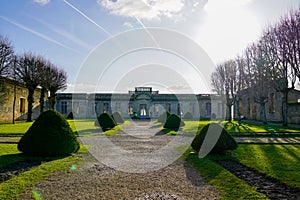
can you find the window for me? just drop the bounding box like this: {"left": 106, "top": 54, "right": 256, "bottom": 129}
{"left": 269, "top": 93, "right": 275, "bottom": 113}
{"left": 115, "top": 102, "right": 121, "bottom": 112}
{"left": 154, "top": 104, "right": 160, "bottom": 114}
{"left": 73, "top": 102, "right": 80, "bottom": 114}
{"left": 218, "top": 103, "right": 222, "bottom": 117}
{"left": 239, "top": 100, "right": 243, "bottom": 115}
{"left": 177, "top": 103, "right": 182, "bottom": 116}
{"left": 247, "top": 98, "right": 250, "bottom": 115}
{"left": 165, "top": 103, "right": 171, "bottom": 112}
{"left": 206, "top": 102, "right": 211, "bottom": 116}
{"left": 61, "top": 101, "right": 67, "bottom": 114}
{"left": 189, "top": 103, "right": 195, "bottom": 115}
{"left": 103, "top": 103, "right": 109, "bottom": 113}
{"left": 20, "top": 98, "right": 25, "bottom": 113}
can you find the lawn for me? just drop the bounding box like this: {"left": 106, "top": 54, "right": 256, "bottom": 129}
{"left": 231, "top": 144, "right": 300, "bottom": 188}
{"left": 186, "top": 150, "right": 267, "bottom": 199}
{"left": 188, "top": 144, "right": 300, "bottom": 199}
{"left": 0, "top": 122, "right": 33, "bottom": 137}
{"left": 0, "top": 119, "right": 130, "bottom": 136}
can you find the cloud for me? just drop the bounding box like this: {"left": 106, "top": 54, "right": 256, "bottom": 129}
{"left": 98, "top": 0, "right": 201, "bottom": 21}
{"left": 33, "top": 0, "right": 50, "bottom": 5}
{"left": 123, "top": 21, "right": 134, "bottom": 29}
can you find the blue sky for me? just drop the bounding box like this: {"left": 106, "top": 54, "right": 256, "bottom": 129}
{"left": 1, "top": 0, "right": 300, "bottom": 93}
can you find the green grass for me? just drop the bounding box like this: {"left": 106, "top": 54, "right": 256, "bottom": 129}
{"left": 0, "top": 122, "right": 33, "bottom": 137}
{"left": 0, "top": 119, "right": 130, "bottom": 136}
{"left": 186, "top": 150, "right": 268, "bottom": 199}
{"left": 0, "top": 144, "right": 88, "bottom": 199}
{"left": 221, "top": 120, "right": 300, "bottom": 133}
{"left": 231, "top": 144, "right": 300, "bottom": 188}
{"left": 0, "top": 144, "right": 25, "bottom": 167}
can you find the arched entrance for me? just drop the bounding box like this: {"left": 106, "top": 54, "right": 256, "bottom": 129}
{"left": 135, "top": 93, "right": 151, "bottom": 119}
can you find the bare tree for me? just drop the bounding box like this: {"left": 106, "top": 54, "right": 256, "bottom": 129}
{"left": 244, "top": 43, "right": 271, "bottom": 124}
{"left": 211, "top": 69, "right": 225, "bottom": 118}
{"left": 0, "top": 35, "right": 14, "bottom": 104}
{"left": 15, "top": 53, "right": 45, "bottom": 122}
{"left": 48, "top": 66, "right": 67, "bottom": 110}
{"left": 0, "top": 35, "right": 14, "bottom": 77}
{"left": 38, "top": 60, "right": 53, "bottom": 113}
{"left": 211, "top": 60, "right": 241, "bottom": 121}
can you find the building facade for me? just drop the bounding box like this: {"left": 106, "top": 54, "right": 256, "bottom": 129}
{"left": 56, "top": 87, "right": 225, "bottom": 120}
{"left": 236, "top": 88, "right": 300, "bottom": 124}
{"left": 0, "top": 77, "right": 45, "bottom": 124}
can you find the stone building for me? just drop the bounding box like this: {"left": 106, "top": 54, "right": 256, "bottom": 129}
{"left": 56, "top": 87, "right": 225, "bottom": 120}
{"left": 0, "top": 77, "right": 45, "bottom": 124}
{"left": 236, "top": 88, "right": 300, "bottom": 124}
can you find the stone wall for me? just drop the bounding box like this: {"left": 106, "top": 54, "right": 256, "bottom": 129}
{"left": 0, "top": 77, "right": 46, "bottom": 124}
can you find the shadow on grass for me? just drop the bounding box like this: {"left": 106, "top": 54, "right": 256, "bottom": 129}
{"left": 77, "top": 128, "right": 102, "bottom": 135}
{"left": 223, "top": 121, "right": 254, "bottom": 133}
{"left": 0, "top": 153, "right": 68, "bottom": 183}
{"left": 155, "top": 128, "right": 182, "bottom": 136}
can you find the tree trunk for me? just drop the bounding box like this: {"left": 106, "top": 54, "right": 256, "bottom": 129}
{"left": 282, "top": 91, "right": 288, "bottom": 126}
{"left": 26, "top": 89, "right": 35, "bottom": 122}
{"left": 39, "top": 87, "right": 46, "bottom": 113}
{"left": 50, "top": 91, "right": 56, "bottom": 110}
{"left": 12, "top": 83, "right": 16, "bottom": 124}
{"left": 226, "top": 103, "right": 232, "bottom": 121}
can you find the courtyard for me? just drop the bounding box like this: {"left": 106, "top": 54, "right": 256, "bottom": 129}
{"left": 0, "top": 119, "right": 299, "bottom": 199}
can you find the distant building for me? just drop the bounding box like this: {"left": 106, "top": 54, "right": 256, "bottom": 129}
{"left": 56, "top": 87, "right": 225, "bottom": 120}
{"left": 0, "top": 77, "right": 45, "bottom": 124}
{"left": 235, "top": 88, "right": 300, "bottom": 124}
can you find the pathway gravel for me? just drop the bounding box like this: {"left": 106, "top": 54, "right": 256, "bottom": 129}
{"left": 16, "top": 120, "right": 219, "bottom": 200}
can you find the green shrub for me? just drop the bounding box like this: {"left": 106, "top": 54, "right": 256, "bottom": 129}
{"left": 191, "top": 123, "right": 238, "bottom": 154}
{"left": 163, "top": 114, "right": 185, "bottom": 130}
{"left": 66, "top": 112, "right": 74, "bottom": 119}
{"left": 111, "top": 112, "right": 124, "bottom": 124}
{"left": 97, "top": 113, "right": 117, "bottom": 132}
{"left": 18, "top": 110, "right": 80, "bottom": 156}
{"left": 183, "top": 112, "right": 193, "bottom": 119}
{"left": 157, "top": 111, "right": 171, "bottom": 123}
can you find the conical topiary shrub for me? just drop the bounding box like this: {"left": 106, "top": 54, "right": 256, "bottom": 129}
{"left": 183, "top": 112, "right": 193, "bottom": 120}
{"left": 157, "top": 111, "right": 171, "bottom": 124}
{"left": 111, "top": 112, "right": 124, "bottom": 124}
{"left": 66, "top": 112, "right": 74, "bottom": 119}
{"left": 163, "top": 114, "right": 185, "bottom": 130}
{"left": 18, "top": 110, "right": 80, "bottom": 156}
{"left": 97, "top": 113, "right": 117, "bottom": 132}
{"left": 191, "top": 123, "right": 238, "bottom": 154}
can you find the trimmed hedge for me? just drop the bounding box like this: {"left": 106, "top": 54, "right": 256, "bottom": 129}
{"left": 163, "top": 114, "right": 185, "bottom": 130}
{"left": 157, "top": 111, "right": 171, "bottom": 124}
{"left": 191, "top": 123, "right": 238, "bottom": 154}
{"left": 111, "top": 112, "right": 124, "bottom": 124}
{"left": 183, "top": 112, "right": 193, "bottom": 119}
{"left": 66, "top": 112, "right": 74, "bottom": 119}
{"left": 18, "top": 110, "right": 80, "bottom": 156}
{"left": 97, "top": 113, "right": 117, "bottom": 132}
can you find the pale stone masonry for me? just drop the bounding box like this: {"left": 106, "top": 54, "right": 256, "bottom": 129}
{"left": 0, "top": 77, "right": 45, "bottom": 124}
{"left": 56, "top": 87, "right": 225, "bottom": 120}
{"left": 235, "top": 88, "right": 300, "bottom": 124}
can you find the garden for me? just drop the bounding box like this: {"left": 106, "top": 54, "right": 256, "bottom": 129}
{"left": 0, "top": 111, "right": 299, "bottom": 199}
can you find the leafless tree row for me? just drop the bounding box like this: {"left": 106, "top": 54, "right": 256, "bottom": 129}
{"left": 211, "top": 7, "right": 300, "bottom": 126}
{"left": 0, "top": 35, "right": 67, "bottom": 122}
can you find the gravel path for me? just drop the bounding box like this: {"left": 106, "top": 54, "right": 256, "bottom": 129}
{"left": 16, "top": 120, "right": 219, "bottom": 200}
